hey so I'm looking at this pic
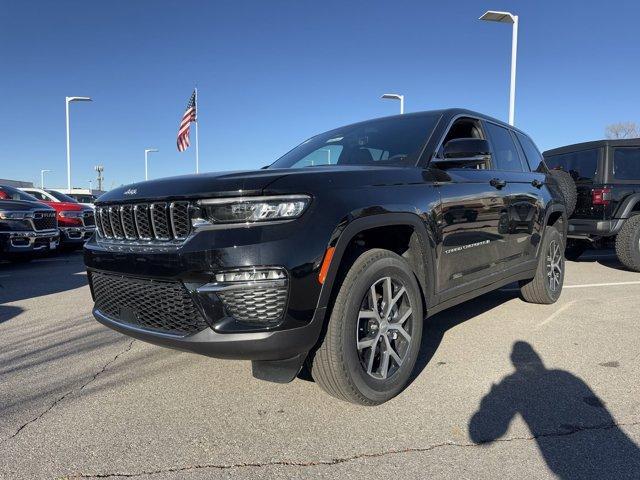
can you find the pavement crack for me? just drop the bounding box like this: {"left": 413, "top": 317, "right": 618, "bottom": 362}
{"left": 0, "top": 339, "right": 135, "bottom": 445}
{"left": 71, "top": 418, "right": 640, "bottom": 478}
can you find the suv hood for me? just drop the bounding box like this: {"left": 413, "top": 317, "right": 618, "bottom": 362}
{"left": 97, "top": 166, "right": 427, "bottom": 204}
{"left": 0, "top": 199, "right": 55, "bottom": 211}
{"left": 97, "top": 170, "right": 292, "bottom": 204}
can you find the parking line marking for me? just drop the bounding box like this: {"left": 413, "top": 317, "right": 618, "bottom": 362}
{"left": 564, "top": 281, "right": 640, "bottom": 289}
{"left": 500, "top": 280, "right": 640, "bottom": 293}
{"left": 537, "top": 300, "right": 578, "bottom": 328}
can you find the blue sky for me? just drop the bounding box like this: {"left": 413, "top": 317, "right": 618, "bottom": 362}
{"left": 1, "top": 0, "right": 639, "bottom": 189}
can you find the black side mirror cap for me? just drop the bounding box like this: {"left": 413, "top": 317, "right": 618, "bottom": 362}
{"left": 443, "top": 138, "right": 491, "bottom": 159}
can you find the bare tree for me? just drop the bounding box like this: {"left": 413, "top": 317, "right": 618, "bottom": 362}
{"left": 605, "top": 122, "right": 640, "bottom": 139}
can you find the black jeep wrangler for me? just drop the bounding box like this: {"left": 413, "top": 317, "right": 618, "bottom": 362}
{"left": 544, "top": 139, "right": 640, "bottom": 271}
{"left": 85, "top": 109, "right": 567, "bottom": 405}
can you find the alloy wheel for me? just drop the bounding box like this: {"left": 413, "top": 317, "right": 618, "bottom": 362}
{"left": 546, "top": 240, "right": 563, "bottom": 292}
{"left": 356, "top": 276, "right": 413, "bottom": 380}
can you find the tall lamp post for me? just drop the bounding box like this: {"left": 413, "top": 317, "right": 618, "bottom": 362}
{"left": 40, "top": 169, "right": 52, "bottom": 189}
{"left": 479, "top": 10, "right": 519, "bottom": 126}
{"left": 144, "top": 148, "right": 159, "bottom": 181}
{"left": 381, "top": 93, "right": 404, "bottom": 114}
{"left": 65, "top": 96, "right": 92, "bottom": 190}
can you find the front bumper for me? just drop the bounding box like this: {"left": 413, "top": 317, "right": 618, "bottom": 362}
{"left": 84, "top": 215, "right": 331, "bottom": 361}
{"left": 60, "top": 226, "right": 95, "bottom": 243}
{"left": 0, "top": 230, "right": 60, "bottom": 253}
{"left": 93, "top": 306, "right": 325, "bottom": 361}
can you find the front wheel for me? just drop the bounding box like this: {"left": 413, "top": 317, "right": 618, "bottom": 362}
{"left": 310, "top": 249, "right": 423, "bottom": 405}
{"left": 519, "top": 226, "right": 565, "bottom": 304}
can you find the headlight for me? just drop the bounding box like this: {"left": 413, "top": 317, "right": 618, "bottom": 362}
{"left": 59, "top": 211, "right": 83, "bottom": 218}
{"left": 196, "top": 195, "right": 311, "bottom": 225}
{"left": 0, "top": 211, "right": 33, "bottom": 220}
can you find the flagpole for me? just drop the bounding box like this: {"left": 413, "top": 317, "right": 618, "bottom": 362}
{"left": 194, "top": 86, "right": 200, "bottom": 174}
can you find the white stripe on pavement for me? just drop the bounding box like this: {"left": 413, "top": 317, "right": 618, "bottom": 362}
{"left": 564, "top": 281, "right": 640, "bottom": 289}
{"left": 501, "top": 280, "right": 640, "bottom": 293}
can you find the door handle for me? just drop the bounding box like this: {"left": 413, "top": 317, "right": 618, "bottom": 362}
{"left": 531, "top": 179, "right": 543, "bottom": 189}
{"left": 490, "top": 178, "right": 507, "bottom": 189}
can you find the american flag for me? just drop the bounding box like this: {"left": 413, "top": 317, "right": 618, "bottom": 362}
{"left": 177, "top": 90, "right": 197, "bottom": 152}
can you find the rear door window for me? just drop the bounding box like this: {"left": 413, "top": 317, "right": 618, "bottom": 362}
{"left": 484, "top": 122, "right": 526, "bottom": 172}
{"left": 545, "top": 149, "right": 599, "bottom": 182}
{"left": 612, "top": 148, "right": 640, "bottom": 180}
{"left": 516, "top": 132, "right": 545, "bottom": 172}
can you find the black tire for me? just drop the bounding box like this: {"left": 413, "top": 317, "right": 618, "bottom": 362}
{"left": 519, "top": 226, "right": 565, "bottom": 304}
{"left": 615, "top": 215, "right": 640, "bottom": 272}
{"left": 549, "top": 169, "right": 578, "bottom": 217}
{"left": 564, "top": 239, "right": 588, "bottom": 261}
{"left": 310, "top": 249, "right": 423, "bottom": 405}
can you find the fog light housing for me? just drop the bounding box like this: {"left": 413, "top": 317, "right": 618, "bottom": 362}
{"left": 197, "top": 267, "right": 289, "bottom": 326}
{"left": 214, "top": 268, "right": 286, "bottom": 283}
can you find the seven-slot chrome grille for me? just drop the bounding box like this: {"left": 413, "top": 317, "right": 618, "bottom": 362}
{"left": 95, "top": 201, "right": 191, "bottom": 242}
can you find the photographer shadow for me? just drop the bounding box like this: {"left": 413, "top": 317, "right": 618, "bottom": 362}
{"left": 469, "top": 341, "right": 640, "bottom": 479}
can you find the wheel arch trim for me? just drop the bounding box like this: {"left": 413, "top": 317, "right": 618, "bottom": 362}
{"left": 315, "top": 212, "right": 436, "bottom": 315}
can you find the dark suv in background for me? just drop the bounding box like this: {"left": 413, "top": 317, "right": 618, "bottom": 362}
{"left": 85, "top": 109, "right": 568, "bottom": 405}
{"left": 544, "top": 139, "right": 640, "bottom": 271}
{"left": 0, "top": 185, "right": 59, "bottom": 262}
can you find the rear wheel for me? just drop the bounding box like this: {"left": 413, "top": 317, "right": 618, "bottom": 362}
{"left": 615, "top": 216, "right": 640, "bottom": 272}
{"left": 310, "top": 249, "right": 423, "bottom": 405}
{"left": 519, "top": 226, "right": 565, "bottom": 304}
{"left": 549, "top": 169, "right": 577, "bottom": 217}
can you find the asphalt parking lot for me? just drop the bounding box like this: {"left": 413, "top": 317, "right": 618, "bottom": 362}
{"left": 1, "top": 250, "right": 639, "bottom": 479}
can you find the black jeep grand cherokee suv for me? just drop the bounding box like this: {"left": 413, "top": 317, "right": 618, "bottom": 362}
{"left": 85, "top": 109, "right": 567, "bottom": 405}
{"left": 544, "top": 139, "right": 640, "bottom": 271}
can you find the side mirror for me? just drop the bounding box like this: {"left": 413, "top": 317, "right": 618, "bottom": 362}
{"left": 432, "top": 138, "right": 491, "bottom": 170}
{"left": 443, "top": 138, "right": 491, "bottom": 159}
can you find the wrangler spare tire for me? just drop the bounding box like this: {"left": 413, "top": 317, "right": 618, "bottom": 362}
{"left": 549, "top": 169, "right": 577, "bottom": 217}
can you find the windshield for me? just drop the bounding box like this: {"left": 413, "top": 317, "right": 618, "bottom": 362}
{"left": 0, "top": 185, "right": 40, "bottom": 202}
{"left": 269, "top": 114, "right": 440, "bottom": 169}
{"left": 46, "top": 190, "right": 79, "bottom": 203}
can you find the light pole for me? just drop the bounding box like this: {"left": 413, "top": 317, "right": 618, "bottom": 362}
{"left": 89, "top": 180, "right": 93, "bottom": 192}
{"left": 144, "top": 148, "right": 159, "bottom": 181}
{"left": 479, "top": 10, "right": 518, "bottom": 126}
{"left": 65, "top": 96, "right": 92, "bottom": 190}
{"left": 40, "top": 169, "right": 52, "bottom": 188}
{"left": 381, "top": 93, "right": 404, "bottom": 114}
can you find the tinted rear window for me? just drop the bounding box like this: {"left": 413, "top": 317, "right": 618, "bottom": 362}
{"left": 545, "top": 149, "right": 599, "bottom": 182}
{"left": 613, "top": 148, "right": 640, "bottom": 180}
{"left": 516, "top": 132, "right": 546, "bottom": 173}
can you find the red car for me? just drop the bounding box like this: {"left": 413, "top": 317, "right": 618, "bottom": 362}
{"left": 20, "top": 187, "right": 96, "bottom": 248}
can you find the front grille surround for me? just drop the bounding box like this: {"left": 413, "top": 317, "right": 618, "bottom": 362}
{"left": 109, "top": 207, "right": 125, "bottom": 239}
{"left": 150, "top": 203, "right": 171, "bottom": 240}
{"left": 95, "top": 201, "right": 192, "bottom": 244}
{"left": 82, "top": 211, "right": 96, "bottom": 227}
{"left": 90, "top": 271, "right": 208, "bottom": 336}
{"left": 32, "top": 211, "right": 57, "bottom": 231}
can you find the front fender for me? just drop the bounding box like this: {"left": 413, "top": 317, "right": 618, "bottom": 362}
{"left": 315, "top": 212, "right": 437, "bottom": 315}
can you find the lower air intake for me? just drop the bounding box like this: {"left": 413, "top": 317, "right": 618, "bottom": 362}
{"left": 90, "top": 271, "right": 208, "bottom": 336}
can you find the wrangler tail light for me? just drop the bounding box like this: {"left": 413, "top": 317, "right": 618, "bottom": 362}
{"left": 591, "top": 188, "right": 611, "bottom": 206}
